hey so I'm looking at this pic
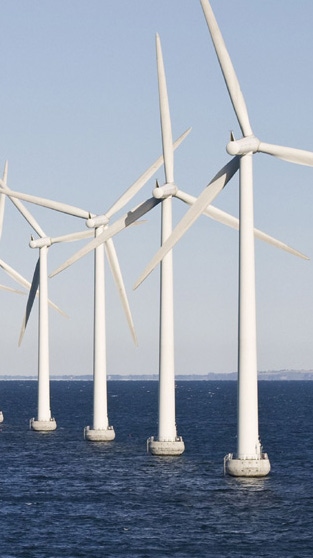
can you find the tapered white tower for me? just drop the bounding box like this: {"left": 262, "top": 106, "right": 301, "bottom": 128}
{"left": 31, "top": 243, "right": 56, "bottom": 431}
{"left": 223, "top": 153, "right": 270, "bottom": 476}
{"left": 84, "top": 229, "right": 115, "bottom": 441}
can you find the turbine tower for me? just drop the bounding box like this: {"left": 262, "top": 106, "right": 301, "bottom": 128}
{"left": 2, "top": 180, "right": 84, "bottom": 431}
{"left": 83, "top": 229, "right": 137, "bottom": 442}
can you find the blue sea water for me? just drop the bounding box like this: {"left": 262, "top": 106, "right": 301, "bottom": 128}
{"left": 0, "top": 380, "right": 312, "bottom": 558}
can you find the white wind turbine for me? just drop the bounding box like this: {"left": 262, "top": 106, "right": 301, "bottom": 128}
{"left": 2, "top": 179, "right": 91, "bottom": 431}
{"left": 0, "top": 162, "right": 69, "bottom": 426}
{"left": 134, "top": 0, "right": 313, "bottom": 476}
{"left": 147, "top": 34, "right": 240, "bottom": 456}
{"left": 0, "top": 140, "right": 190, "bottom": 440}
{"left": 142, "top": 33, "right": 187, "bottom": 456}
{"left": 200, "top": 0, "right": 313, "bottom": 477}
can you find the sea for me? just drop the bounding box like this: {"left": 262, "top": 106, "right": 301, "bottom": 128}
{"left": 0, "top": 380, "right": 312, "bottom": 558}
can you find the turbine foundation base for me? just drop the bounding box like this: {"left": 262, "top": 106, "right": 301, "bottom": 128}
{"left": 30, "top": 418, "right": 57, "bottom": 432}
{"left": 84, "top": 425, "right": 115, "bottom": 442}
{"left": 224, "top": 453, "right": 271, "bottom": 477}
{"left": 147, "top": 436, "right": 185, "bottom": 456}
{"left": 0, "top": 411, "right": 3, "bottom": 423}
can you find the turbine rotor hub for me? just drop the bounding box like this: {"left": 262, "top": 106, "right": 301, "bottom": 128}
{"left": 152, "top": 183, "right": 177, "bottom": 199}
{"left": 29, "top": 237, "right": 52, "bottom": 249}
{"left": 227, "top": 135, "right": 260, "bottom": 156}
{"left": 86, "top": 214, "right": 109, "bottom": 229}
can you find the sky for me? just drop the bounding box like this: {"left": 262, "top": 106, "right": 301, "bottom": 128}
{"left": 1, "top": 0, "right": 313, "bottom": 377}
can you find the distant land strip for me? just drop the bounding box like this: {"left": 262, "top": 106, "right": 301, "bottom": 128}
{"left": 1, "top": 370, "right": 313, "bottom": 381}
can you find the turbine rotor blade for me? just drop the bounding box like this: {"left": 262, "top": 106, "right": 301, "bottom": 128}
{"left": 18, "top": 258, "right": 40, "bottom": 345}
{"left": 156, "top": 33, "right": 174, "bottom": 184}
{"left": 176, "top": 189, "right": 308, "bottom": 260}
{"left": 0, "top": 258, "right": 33, "bottom": 291}
{"left": 0, "top": 182, "right": 91, "bottom": 219}
{"left": 105, "top": 237, "right": 137, "bottom": 346}
{"left": 0, "top": 181, "right": 46, "bottom": 238}
{"left": 200, "top": 0, "right": 253, "bottom": 137}
{"left": 0, "top": 284, "right": 26, "bottom": 295}
{"left": 50, "top": 197, "right": 162, "bottom": 277}
{"left": 50, "top": 229, "right": 95, "bottom": 245}
{"left": 0, "top": 258, "right": 67, "bottom": 320}
{"left": 258, "top": 142, "right": 313, "bottom": 167}
{"left": 105, "top": 129, "right": 191, "bottom": 219}
{"left": 134, "top": 156, "right": 240, "bottom": 289}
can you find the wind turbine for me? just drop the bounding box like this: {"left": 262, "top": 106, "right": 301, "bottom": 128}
{"left": 134, "top": 0, "right": 313, "bottom": 476}
{"left": 146, "top": 34, "right": 236, "bottom": 456}
{"left": 200, "top": 0, "right": 313, "bottom": 477}
{"left": 1, "top": 179, "right": 90, "bottom": 431}
{"left": 141, "top": 33, "right": 187, "bottom": 456}
{"left": 0, "top": 162, "right": 69, "bottom": 426}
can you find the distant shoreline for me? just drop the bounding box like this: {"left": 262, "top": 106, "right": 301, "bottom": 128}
{"left": 1, "top": 370, "right": 313, "bottom": 381}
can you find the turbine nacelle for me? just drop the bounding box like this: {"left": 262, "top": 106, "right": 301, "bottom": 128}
{"left": 29, "top": 237, "right": 52, "bottom": 249}
{"left": 86, "top": 214, "right": 109, "bottom": 229}
{"left": 227, "top": 135, "right": 260, "bottom": 156}
{"left": 153, "top": 183, "right": 178, "bottom": 199}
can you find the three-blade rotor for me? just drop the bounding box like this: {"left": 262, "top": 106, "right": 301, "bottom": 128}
{"left": 200, "top": 0, "right": 313, "bottom": 167}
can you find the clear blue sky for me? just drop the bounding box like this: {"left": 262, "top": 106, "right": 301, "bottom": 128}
{"left": 0, "top": 1, "right": 313, "bottom": 377}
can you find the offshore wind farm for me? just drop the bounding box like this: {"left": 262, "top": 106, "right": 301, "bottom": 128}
{"left": 0, "top": 5, "right": 311, "bottom": 406}
{"left": 0, "top": 0, "right": 313, "bottom": 453}
{"left": 0, "top": 0, "right": 310, "bottom": 456}
{"left": 1, "top": 1, "right": 313, "bottom": 553}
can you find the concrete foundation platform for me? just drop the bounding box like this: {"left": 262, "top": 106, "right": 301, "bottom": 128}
{"left": 84, "top": 425, "right": 115, "bottom": 442}
{"left": 224, "top": 453, "right": 271, "bottom": 477}
{"left": 30, "top": 418, "right": 57, "bottom": 432}
{"left": 147, "top": 436, "right": 185, "bottom": 456}
{"left": 0, "top": 411, "right": 3, "bottom": 423}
